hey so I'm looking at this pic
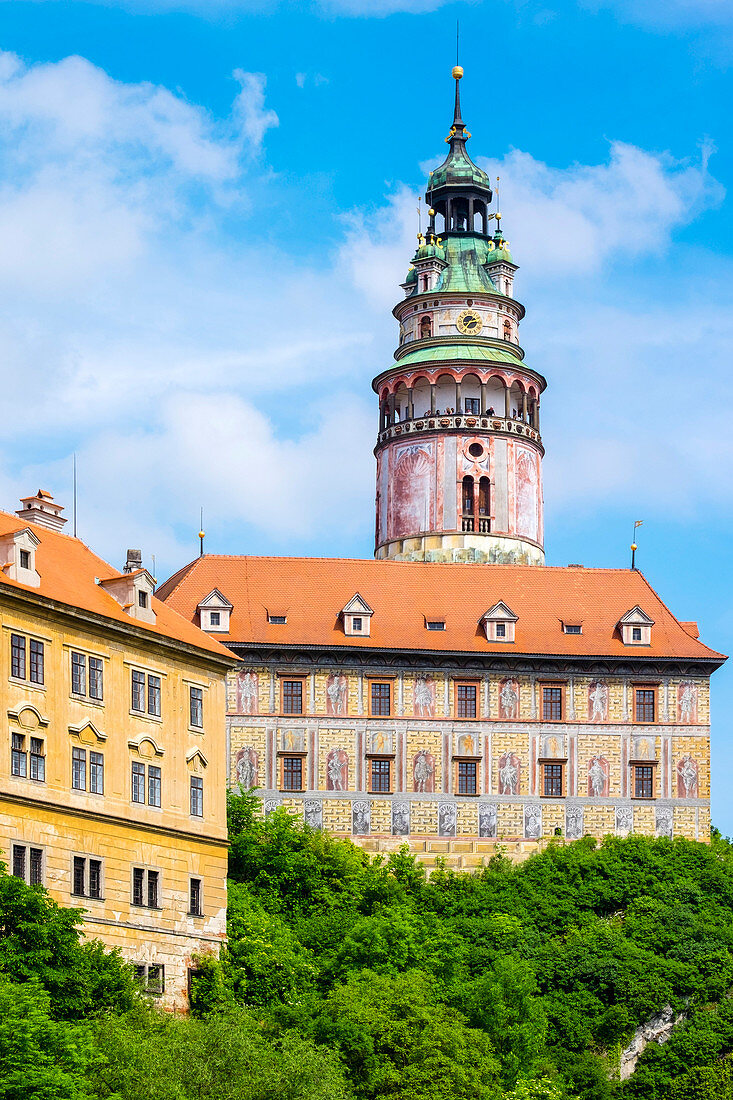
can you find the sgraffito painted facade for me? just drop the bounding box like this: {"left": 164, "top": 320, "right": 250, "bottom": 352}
{"left": 0, "top": 498, "right": 235, "bottom": 1007}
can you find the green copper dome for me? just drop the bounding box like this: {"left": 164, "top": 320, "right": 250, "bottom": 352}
{"left": 428, "top": 143, "right": 491, "bottom": 193}
{"left": 404, "top": 266, "right": 417, "bottom": 284}
{"left": 486, "top": 241, "right": 514, "bottom": 264}
{"left": 413, "top": 240, "right": 446, "bottom": 261}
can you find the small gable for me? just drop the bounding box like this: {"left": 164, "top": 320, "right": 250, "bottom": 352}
{"left": 341, "top": 593, "right": 374, "bottom": 637}
{"left": 619, "top": 606, "right": 655, "bottom": 646}
{"left": 481, "top": 602, "right": 518, "bottom": 643}
{"left": 197, "top": 588, "right": 233, "bottom": 633}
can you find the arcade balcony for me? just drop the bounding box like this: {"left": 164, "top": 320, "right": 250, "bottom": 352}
{"left": 376, "top": 410, "right": 543, "bottom": 451}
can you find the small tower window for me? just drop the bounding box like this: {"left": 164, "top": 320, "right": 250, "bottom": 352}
{"left": 462, "top": 476, "right": 474, "bottom": 532}
{"left": 420, "top": 316, "right": 432, "bottom": 339}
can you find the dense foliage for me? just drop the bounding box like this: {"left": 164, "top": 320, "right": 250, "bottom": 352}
{"left": 6, "top": 801, "right": 733, "bottom": 1099}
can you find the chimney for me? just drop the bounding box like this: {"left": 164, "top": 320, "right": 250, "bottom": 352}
{"left": 124, "top": 549, "right": 143, "bottom": 574}
{"left": 16, "top": 489, "right": 67, "bottom": 532}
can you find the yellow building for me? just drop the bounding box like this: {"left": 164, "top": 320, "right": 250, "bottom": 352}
{"left": 0, "top": 492, "right": 235, "bottom": 1009}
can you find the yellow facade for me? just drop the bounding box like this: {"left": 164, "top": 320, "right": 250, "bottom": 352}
{"left": 1, "top": 571, "right": 233, "bottom": 1010}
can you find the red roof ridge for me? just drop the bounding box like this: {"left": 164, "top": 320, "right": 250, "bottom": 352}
{"left": 161, "top": 552, "right": 645, "bottom": 573}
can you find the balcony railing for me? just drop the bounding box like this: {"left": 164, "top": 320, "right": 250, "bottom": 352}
{"left": 377, "top": 413, "right": 542, "bottom": 448}
{"left": 462, "top": 517, "right": 491, "bottom": 534}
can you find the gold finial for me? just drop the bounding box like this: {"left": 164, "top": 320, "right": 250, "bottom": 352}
{"left": 428, "top": 208, "right": 435, "bottom": 216}
{"left": 198, "top": 530, "right": 205, "bottom": 540}
{"left": 452, "top": 65, "right": 463, "bottom": 79}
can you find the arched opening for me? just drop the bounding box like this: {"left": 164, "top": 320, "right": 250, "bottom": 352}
{"left": 435, "top": 373, "right": 457, "bottom": 415}
{"left": 510, "top": 381, "right": 525, "bottom": 421}
{"left": 453, "top": 198, "right": 469, "bottom": 233}
{"left": 478, "top": 477, "right": 490, "bottom": 533}
{"left": 413, "top": 376, "right": 432, "bottom": 417}
{"left": 432, "top": 201, "right": 447, "bottom": 235}
{"left": 462, "top": 372, "right": 481, "bottom": 415}
{"left": 473, "top": 201, "right": 487, "bottom": 234}
{"left": 462, "top": 476, "right": 475, "bottom": 532}
{"left": 394, "top": 381, "right": 410, "bottom": 422}
{"left": 420, "top": 315, "right": 432, "bottom": 339}
{"left": 484, "top": 375, "right": 505, "bottom": 418}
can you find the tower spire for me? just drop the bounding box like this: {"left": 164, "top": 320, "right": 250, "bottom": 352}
{"left": 450, "top": 65, "right": 465, "bottom": 139}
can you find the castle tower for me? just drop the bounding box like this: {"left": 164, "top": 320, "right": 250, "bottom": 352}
{"left": 373, "top": 68, "right": 545, "bottom": 565}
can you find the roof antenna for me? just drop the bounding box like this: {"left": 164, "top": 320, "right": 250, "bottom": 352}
{"left": 456, "top": 18, "right": 460, "bottom": 67}
{"left": 72, "top": 452, "right": 78, "bottom": 538}
{"left": 198, "top": 507, "right": 205, "bottom": 557}
{"left": 630, "top": 519, "right": 643, "bottom": 570}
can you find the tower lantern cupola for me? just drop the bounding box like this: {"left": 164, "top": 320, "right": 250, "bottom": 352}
{"left": 373, "top": 68, "right": 546, "bottom": 566}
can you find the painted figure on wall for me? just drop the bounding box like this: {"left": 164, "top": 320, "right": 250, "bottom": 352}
{"left": 391, "top": 444, "right": 433, "bottom": 539}
{"left": 634, "top": 737, "right": 653, "bottom": 760}
{"left": 515, "top": 447, "right": 539, "bottom": 542}
{"left": 353, "top": 801, "right": 370, "bottom": 835}
{"left": 677, "top": 755, "right": 699, "bottom": 798}
{"left": 656, "top": 807, "right": 673, "bottom": 839}
{"left": 326, "top": 674, "right": 348, "bottom": 717}
{"left": 458, "top": 733, "right": 475, "bottom": 755}
{"left": 589, "top": 681, "right": 609, "bottom": 723}
{"left": 392, "top": 802, "right": 409, "bottom": 836}
{"left": 413, "top": 676, "right": 436, "bottom": 718}
{"left": 498, "top": 751, "right": 521, "bottom": 795}
{"left": 282, "top": 729, "right": 305, "bottom": 751}
{"left": 524, "top": 804, "right": 542, "bottom": 840}
{"left": 566, "top": 806, "right": 584, "bottom": 840}
{"left": 616, "top": 806, "right": 633, "bottom": 834}
{"left": 236, "top": 670, "right": 259, "bottom": 715}
{"left": 371, "top": 729, "right": 393, "bottom": 754}
{"left": 304, "top": 800, "right": 322, "bottom": 829}
{"left": 499, "top": 678, "right": 520, "bottom": 720}
{"left": 478, "top": 803, "right": 497, "bottom": 838}
{"left": 678, "top": 682, "right": 698, "bottom": 724}
{"left": 438, "top": 802, "right": 456, "bottom": 837}
{"left": 235, "top": 746, "right": 258, "bottom": 789}
{"left": 413, "top": 750, "right": 435, "bottom": 793}
{"left": 542, "top": 734, "right": 563, "bottom": 758}
{"left": 587, "top": 755, "right": 610, "bottom": 798}
{"left": 326, "top": 748, "right": 348, "bottom": 791}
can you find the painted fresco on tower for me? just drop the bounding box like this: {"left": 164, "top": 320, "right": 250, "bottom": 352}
{"left": 235, "top": 746, "right": 258, "bottom": 789}
{"left": 498, "top": 751, "right": 521, "bottom": 794}
{"left": 677, "top": 682, "right": 698, "bottom": 724}
{"left": 236, "top": 670, "right": 259, "bottom": 714}
{"left": 390, "top": 443, "right": 434, "bottom": 539}
{"left": 677, "top": 755, "right": 699, "bottom": 798}
{"left": 413, "top": 676, "right": 436, "bottom": 717}
{"left": 326, "top": 674, "right": 348, "bottom": 716}
{"left": 515, "top": 446, "right": 539, "bottom": 543}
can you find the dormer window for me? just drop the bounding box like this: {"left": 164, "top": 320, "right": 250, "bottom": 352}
{"left": 99, "top": 568, "right": 156, "bottom": 625}
{"left": 197, "top": 589, "right": 233, "bottom": 633}
{"left": 563, "top": 623, "right": 582, "bottom": 635}
{"left": 426, "top": 620, "right": 445, "bottom": 631}
{"left": 138, "top": 591, "right": 148, "bottom": 609}
{"left": 481, "top": 602, "right": 518, "bottom": 643}
{"left": 619, "top": 607, "right": 654, "bottom": 646}
{"left": 268, "top": 614, "right": 287, "bottom": 625}
{"left": 342, "top": 594, "right": 373, "bottom": 637}
{"left": 0, "top": 527, "right": 41, "bottom": 588}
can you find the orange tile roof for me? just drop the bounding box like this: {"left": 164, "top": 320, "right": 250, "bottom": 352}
{"left": 0, "top": 512, "right": 233, "bottom": 662}
{"left": 157, "top": 554, "right": 725, "bottom": 663}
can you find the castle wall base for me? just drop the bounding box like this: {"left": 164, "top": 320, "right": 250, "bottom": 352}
{"left": 376, "top": 532, "right": 545, "bottom": 565}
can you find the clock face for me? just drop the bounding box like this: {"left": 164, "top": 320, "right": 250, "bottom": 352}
{"left": 456, "top": 309, "right": 483, "bottom": 335}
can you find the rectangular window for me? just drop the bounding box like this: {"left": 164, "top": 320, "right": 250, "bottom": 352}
{"left": 89, "top": 658, "right": 103, "bottom": 701}
{"left": 189, "top": 878, "right": 202, "bottom": 916}
{"left": 146, "top": 964, "right": 164, "bottom": 994}
{"left": 542, "top": 686, "right": 563, "bottom": 721}
{"left": 464, "top": 397, "right": 480, "bottom": 414}
{"left": 190, "top": 776, "right": 203, "bottom": 817}
{"left": 29, "top": 640, "right": 44, "bottom": 685}
{"left": 189, "top": 686, "right": 203, "bottom": 728}
{"left": 282, "top": 680, "right": 304, "bottom": 715}
{"left": 635, "top": 688, "right": 656, "bottom": 723}
{"left": 147, "top": 869, "right": 159, "bottom": 909}
{"left": 12, "top": 844, "right": 25, "bottom": 880}
{"left": 71, "top": 747, "right": 86, "bottom": 791}
{"left": 268, "top": 614, "right": 286, "bottom": 624}
{"left": 29, "top": 847, "right": 42, "bottom": 885}
{"left": 147, "top": 675, "right": 161, "bottom": 717}
{"left": 632, "top": 626, "right": 642, "bottom": 642}
{"left": 426, "top": 620, "right": 446, "bottom": 631}
{"left": 352, "top": 616, "right": 362, "bottom": 631}
{"left": 131, "top": 761, "right": 145, "bottom": 803}
{"left": 634, "top": 765, "right": 654, "bottom": 799}
{"left": 71, "top": 651, "right": 86, "bottom": 695}
{"left": 10, "top": 634, "right": 25, "bottom": 680}
{"left": 209, "top": 612, "right": 220, "bottom": 626}
{"left": 131, "top": 670, "right": 145, "bottom": 712}
{"left": 458, "top": 760, "right": 478, "bottom": 795}
{"left": 138, "top": 590, "right": 148, "bottom": 608}
{"left": 543, "top": 763, "right": 564, "bottom": 798}
{"left": 456, "top": 683, "right": 478, "bottom": 719}
{"left": 14, "top": 845, "right": 43, "bottom": 886}
{"left": 29, "top": 737, "right": 45, "bottom": 782}
{"left": 90, "top": 751, "right": 104, "bottom": 795}
{"left": 73, "top": 856, "right": 86, "bottom": 896}
{"left": 89, "top": 859, "right": 102, "bottom": 899}
{"left": 563, "top": 624, "right": 582, "bottom": 634}
{"left": 148, "top": 765, "right": 161, "bottom": 808}
{"left": 371, "top": 758, "right": 391, "bottom": 793}
{"left": 496, "top": 622, "right": 506, "bottom": 638}
{"left": 282, "top": 756, "right": 303, "bottom": 791}
{"left": 19, "top": 549, "right": 30, "bottom": 569}
{"left": 132, "top": 867, "right": 145, "bottom": 907}
{"left": 370, "top": 681, "right": 391, "bottom": 717}
{"left": 11, "top": 732, "right": 26, "bottom": 777}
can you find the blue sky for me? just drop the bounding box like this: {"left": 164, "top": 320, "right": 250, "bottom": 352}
{"left": 1, "top": 0, "right": 732, "bottom": 827}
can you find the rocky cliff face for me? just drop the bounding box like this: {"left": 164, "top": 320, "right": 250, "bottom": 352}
{"left": 619, "top": 1005, "right": 686, "bottom": 1080}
